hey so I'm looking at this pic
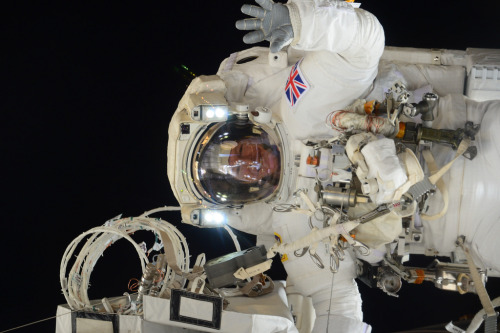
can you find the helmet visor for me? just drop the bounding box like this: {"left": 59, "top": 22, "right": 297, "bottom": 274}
{"left": 192, "top": 118, "right": 281, "bottom": 204}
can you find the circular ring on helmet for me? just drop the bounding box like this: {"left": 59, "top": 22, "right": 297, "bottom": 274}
{"left": 191, "top": 117, "right": 282, "bottom": 205}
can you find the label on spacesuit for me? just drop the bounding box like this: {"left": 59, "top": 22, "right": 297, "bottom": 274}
{"left": 285, "top": 59, "right": 309, "bottom": 107}
{"left": 274, "top": 233, "right": 288, "bottom": 262}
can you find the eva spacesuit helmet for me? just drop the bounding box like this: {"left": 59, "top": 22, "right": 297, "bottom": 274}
{"left": 167, "top": 76, "right": 292, "bottom": 226}
{"left": 192, "top": 115, "right": 281, "bottom": 205}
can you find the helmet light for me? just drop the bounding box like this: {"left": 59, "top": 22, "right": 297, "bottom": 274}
{"left": 191, "top": 209, "right": 227, "bottom": 227}
{"left": 191, "top": 105, "right": 228, "bottom": 122}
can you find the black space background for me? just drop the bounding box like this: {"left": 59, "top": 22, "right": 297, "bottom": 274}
{"left": 2, "top": 1, "right": 500, "bottom": 332}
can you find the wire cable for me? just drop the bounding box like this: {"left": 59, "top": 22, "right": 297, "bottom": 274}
{"left": 0, "top": 313, "right": 71, "bottom": 333}
{"left": 223, "top": 224, "right": 242, "bottom": 252}
{"left": 0, "top": 293, "right": 140, "bottom": 333}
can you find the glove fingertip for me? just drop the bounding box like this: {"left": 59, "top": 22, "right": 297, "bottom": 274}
{"left": 240, "top": 4, "right": 250, "bottom": 13}
{"left": 256, "top": 0, "right": 273, "bottom": 11}
{"left": 243, "top": 30, "right": 265, "bottom": 44}
{"left": 270, "top": 40, "right": 284, "bottom": 53}
{"left": 243, "top": 35, "right": 255, "bottom": 44}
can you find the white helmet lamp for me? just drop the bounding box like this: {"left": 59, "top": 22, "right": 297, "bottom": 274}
{"left": 167, "top": 88, "right": 292, "bottom": 228}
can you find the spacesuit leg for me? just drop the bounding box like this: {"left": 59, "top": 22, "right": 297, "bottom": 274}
{"left": 272, "top": 206, "right": 371, "bottom": 332}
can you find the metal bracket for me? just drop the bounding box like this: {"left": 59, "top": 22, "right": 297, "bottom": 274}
{"left": 407, "top": 178, "right": 436, "bottom": 201}
{"left": 431, "top": 49, "right": 442, "bottom": 65}
{"left": 464, "top": 121, "right": 480, "bottom": 140}
{"left": 463, "top": 146, "right": 478, "bottom": 160}
{"left": 463, "top": 121, "right": 480, "bottom": 160}
{"left": 484, "top": 312, "right": 499, "bottom": 333}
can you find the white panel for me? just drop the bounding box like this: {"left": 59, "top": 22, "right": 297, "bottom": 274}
{"left": 119, "top": 314, "right": 143, "bottom": 333}
{"left": 76, "top": 318, "right": 113, "bottom": 333}
{"left": 179, "top": 297, "right": 214, "bottom": 322}
{"left": 55, "top": 306, "right": 73, "bottom": 333}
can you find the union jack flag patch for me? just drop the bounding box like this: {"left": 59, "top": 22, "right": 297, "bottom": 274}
{"left": 285, "top": 59, "right": 309, "bottom": 106}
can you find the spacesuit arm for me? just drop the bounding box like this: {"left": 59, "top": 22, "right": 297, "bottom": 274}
{"left": 226, "top": 202, "right": 275, "bottom": 236}
{"left": 287, "top": 0, "right": 385, "bottom": 69}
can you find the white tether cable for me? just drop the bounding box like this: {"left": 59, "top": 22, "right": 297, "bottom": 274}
{"left": 421, "top": 138, "right": 470, "bottom": 220}
{"left": 223, "top": 225, "right": 242, "bottom": 252}
{"left": 60, "top": 207, "right": 190, "bottom": 311}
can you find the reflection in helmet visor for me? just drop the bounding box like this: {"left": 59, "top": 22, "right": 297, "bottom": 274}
{"left": 226, "top": 139, "right": 279, "bottom": 183}
{"left": 193, "top": 119, "right": 281, "bottom": 205}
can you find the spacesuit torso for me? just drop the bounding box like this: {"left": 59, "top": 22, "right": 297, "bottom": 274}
{"left": 211, "top": 2, "right": 385, "bottom": 331}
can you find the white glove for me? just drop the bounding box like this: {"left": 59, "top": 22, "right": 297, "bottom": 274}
{"left": 235, "top": 0, "right": 293, "bottom": 53}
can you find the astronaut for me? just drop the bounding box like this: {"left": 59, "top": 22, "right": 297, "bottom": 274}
{"left": 167, "top": 1, "right": 383, "bottom": 331}
{"left": 167, "top": 0, "right": 500, "bottom": 332}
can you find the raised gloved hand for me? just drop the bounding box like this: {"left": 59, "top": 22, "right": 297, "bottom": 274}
{"left": 235, "top": 0, "right": 293, "bottom": 53}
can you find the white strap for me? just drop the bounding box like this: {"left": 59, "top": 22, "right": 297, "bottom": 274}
{"left": 159, "top": 230, "right": 184, "bottom": 276}
{"left": 466, "top": 297, "right": 500, "bottom": 333}
{"left": 428, "top": 138, "right": 470, "bottom": 185}
{"left": 421, "top": 149, "right": 449, "bottom": 220}
{"left": 393, "top": 148, "right": 424, "bottom": 202}
{"left": 298, "top": 190, "right": 318, "bottom": 213}
{"left": 457, "top": 238, "right": 496, "bottom": 318}
{"left": 421, "top": 138, "right": 470, "bottom": 221}
{"left": 233, "top": 259, "right": 273, "bottom": 280}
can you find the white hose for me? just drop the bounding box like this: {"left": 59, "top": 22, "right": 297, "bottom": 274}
{"left": 223, "top": 225, "right": 241, "bottom": 252}
{"left": 60, "top": 208, "right": 190, "bottom": 311}
{"left": 139, "top": 206, "right": 181, "bottom": 217}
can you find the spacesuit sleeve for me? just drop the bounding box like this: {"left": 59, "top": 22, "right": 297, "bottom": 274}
{"left": 226, "top": 202, "right": 275, "bottom": 236}
{"left": 286, "top": 0, "right": 385, "bottom": 69}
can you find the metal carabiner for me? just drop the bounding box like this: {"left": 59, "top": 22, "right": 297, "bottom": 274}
{"left": 309, "top": 250, "right": 325, "bottom": 269}
{"left": 330, "top": 253, "right": 339, "bottom": 273}
{"left": 352, "top": 240, "right": 371, "bottom": 256}
{"left": 331, "top": 244, "right": 345, "bottom": 261}
{"left": 320, "top": 205, "right": 339, "bottom": 228}
{"left": 294, "top": 246, "right": 309, "bottom": 257}
{"left": 272, "top": 204, "right": 298, "bottom": 213}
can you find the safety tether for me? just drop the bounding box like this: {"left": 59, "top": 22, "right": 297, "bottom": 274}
{"left": 421, "top": 138, "right": 470, "bottom": 220}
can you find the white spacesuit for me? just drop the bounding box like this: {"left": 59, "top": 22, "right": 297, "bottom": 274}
{"left": 167, "top": 0, "right": 500, "bottom": 332}
{"left": 167, "top": 1, "right": 383, "bottom": 332}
